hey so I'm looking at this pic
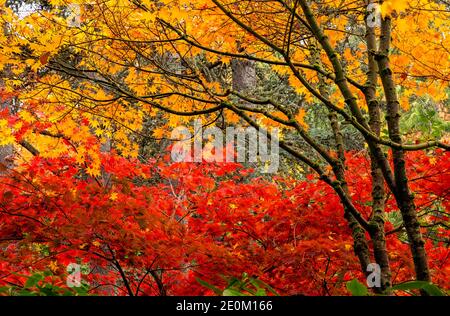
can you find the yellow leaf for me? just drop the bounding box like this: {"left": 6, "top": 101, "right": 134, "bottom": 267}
{"left": 49, "top": 260, "right": 59, "bottom": 273}
{"left": 110, "top": 192, "right": 118, "bottom": 201}
{"left": 295, "top": 108, "right": 308, "bottom": 130}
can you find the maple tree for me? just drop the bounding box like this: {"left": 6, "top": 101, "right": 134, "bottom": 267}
{"left": 0, "top": 0, "right": 449, "bottom": 296}
{"left": 0, "top": 150, "right": 448, "bottom": 295}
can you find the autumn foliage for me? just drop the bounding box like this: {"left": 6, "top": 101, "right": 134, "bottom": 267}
{"left": 0, "top": 149, "right": 448, "bottom": 295}
{"left": 0, "top": 0, "right": 449, "bottom": 297}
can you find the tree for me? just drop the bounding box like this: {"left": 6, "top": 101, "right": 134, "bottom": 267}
{"left": 0, "top": 150, "right": 448, "bottom": 295}
{"left": 0, "top": 0, "right": 449, "bottom": 294}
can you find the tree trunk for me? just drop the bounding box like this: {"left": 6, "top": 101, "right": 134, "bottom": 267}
{"left": 376, "top": 17, "right": 430, "bottom": 285}
{"left": 364, "top": 3, "right": 392, "bottom": 293}
{"left": 231, "top": 59, "right": 256, "bottom": 94}
{"left": 0, "top": 91, "right": 14, "bottom": 172}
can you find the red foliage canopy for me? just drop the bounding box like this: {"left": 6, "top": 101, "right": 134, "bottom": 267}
{"left": 0, "top": 150, "right": 448, "bottom": 295}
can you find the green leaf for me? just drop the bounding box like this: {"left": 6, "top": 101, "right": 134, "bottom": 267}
{"left": 227, "top": 277, "right": 240, "bottom": 287}
{"left": 252, "top": 279, "right": 280, "bottom": 296}
{"left": 73, "top": 283, "right": 90, "bottom": 296}
{"left": 17, "top": 289, "right": 38, "bottom": 296}
{"left": 39, "top": 287, "right": 57, "bottom": 296}
{"left": 195, "top": 277, "right": 222, "bottom": 295}
{"left": 346, "top": 279, "right": 368, "bottom": 296}
{"left": 24, "top": 273, "right": 44, "bottom": 289}
{"left": 223, "top": 289, "right": 247, "bottom": 296}
{"left": 0, "top": 286, "right": 11, "bottom": 293}
{"left": 255, "top": 288, "right": 266, "bottom": 296}
{"left": 240, "top": 286, "right": 256, "bottom": 296}
{"left": 392, "top": 281, "right": 445, "bottom": 296}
